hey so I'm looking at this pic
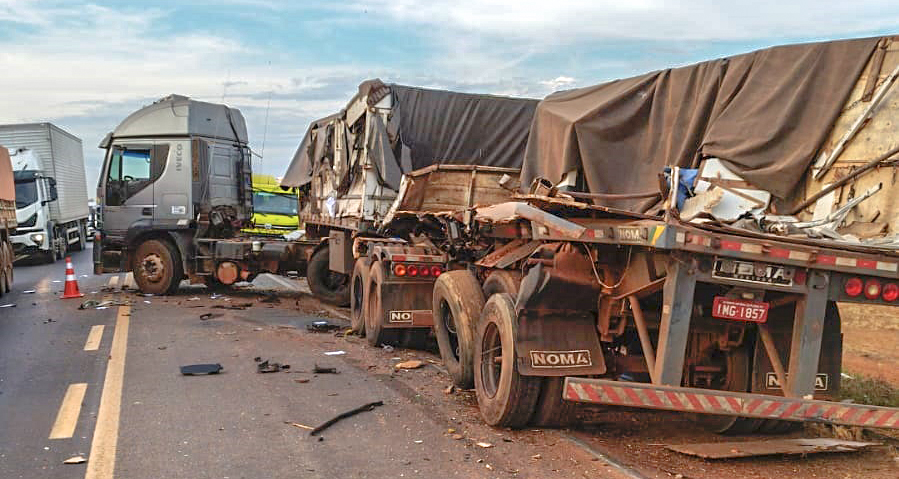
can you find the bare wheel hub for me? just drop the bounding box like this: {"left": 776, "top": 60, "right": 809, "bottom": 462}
{"left": 140, "top": 253, "right": 165, "bottom": 283}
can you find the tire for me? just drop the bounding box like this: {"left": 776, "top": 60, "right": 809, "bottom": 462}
{"left": 482, "top": 270, "right": 520, "bottom": 299}
{"left": 474, "top": 293, "right": 541, "bottom": 428}
{"left": 46, "top": 230, "right": 59, "bottom": 264}
{"left": 307, "top": 246, "right": 350, "bottom": 306}
{"left": 132, "top": 239, "right": 183, "bottom": 295}
{"left": 432, "top": 270, "right": 486, "bottom": 388}
{"left": 74, "top": 225, "right": 86, "bottom": 251}
{"left": 365, "top": 261, "right": 403, "bottom": 347}
{"left": 695, "top": 346, "right": 763, "bottom": 435}
{"left": 350, "top": 257, "right": 372, "bottom": 335}
{"left": 531, "top": 377, "right": 579, "bottom": 428}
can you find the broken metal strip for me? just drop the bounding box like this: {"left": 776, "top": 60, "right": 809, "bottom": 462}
{"left": 627, "top": 296, "right": 657, "bottom": 384}
{"left": 563, "top": 377, "right": 899, "bottom": 429}
{"left": 814, "top": 62, "right": 899, "bottom": 179}
{"left": 757, "top": 323, "right": 788, "bottom": 398}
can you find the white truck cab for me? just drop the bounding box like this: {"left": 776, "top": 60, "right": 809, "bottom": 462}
{"left": 10, "top": 148, "right": 62, "bottom": 260}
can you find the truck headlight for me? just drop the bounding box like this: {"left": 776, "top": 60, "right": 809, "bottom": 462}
{"left": 30, "top": 233, "right": 44, "bottom": 244}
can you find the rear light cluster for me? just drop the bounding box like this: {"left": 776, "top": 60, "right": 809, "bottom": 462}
{"left": 844, "top": 277, "right": 899, "bottom": 302}
{"left": 393, "top": 263, "right": 443, "bottom": 278}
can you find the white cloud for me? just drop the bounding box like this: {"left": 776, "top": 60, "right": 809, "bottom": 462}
{"left": 540, "top": 76, "right": 576, "bottom": 91}
{"left": 349, "top": 0, "right": 899, "bottom": 42}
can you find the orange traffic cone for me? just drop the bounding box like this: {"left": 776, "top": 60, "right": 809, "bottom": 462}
{"left": 61, "top": 256, "right": 84, "bottom": 299}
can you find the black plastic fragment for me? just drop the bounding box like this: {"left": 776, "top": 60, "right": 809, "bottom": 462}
{"left": 180, "top": 363, "right": 223, "bottom": 375}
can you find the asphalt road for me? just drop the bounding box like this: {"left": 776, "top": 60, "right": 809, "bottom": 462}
{"left": 0, "top": 246, "right": 623, "bottom": 479}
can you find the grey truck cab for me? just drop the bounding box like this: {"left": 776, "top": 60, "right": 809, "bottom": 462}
{"left": 95, "top": 95, "right": 253, "bottom": 293}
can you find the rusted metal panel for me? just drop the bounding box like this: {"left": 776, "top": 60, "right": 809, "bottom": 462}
{"left": 666, "top": 438, "right": 880, "bottom": 459}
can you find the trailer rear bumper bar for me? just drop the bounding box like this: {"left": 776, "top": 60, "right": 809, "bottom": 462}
{"left": 563, "top": 377, "right": 899, "bottom": 430}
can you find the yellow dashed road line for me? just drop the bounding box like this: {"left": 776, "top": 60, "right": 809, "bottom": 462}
{"left": 84, "top": 325, "right": 105, "bottom": 351}
{"left": 49, "top": 383, "right": 88, "bottom": 439}
{"left": 84, "top": 304, "right": 130, "bottom": 479}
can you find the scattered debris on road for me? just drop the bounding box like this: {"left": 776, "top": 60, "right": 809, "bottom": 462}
{"left": 287, "top": 421, "right": 314, "bottom": 431}
{"left": 313, "top": 364, "right": 338, "bottom": 374}
{"left": 294, "top": 378, "right": 310, "bottom": 383}
{"left": 324, "top": 350, "right": 345, "bottom": 356}
{"left": 394, "top": 360, "right": 424, "bottom": 370}
{"left": 0, "top": 303, "right": 15, "bottom": 308}
{"left": 79, "top": 299, "right": 127, "bottom": 310}
{"left": 63, "top": 456, "right": 86, "bottom": 464}
{"left": 179, "top": 363, "right": 224, "bottom": 375}
{"left": 199, "top": 313, "right": 223, "bottom": 321}
{"left": 666, "top": 438, "right": 882, "bottom": 459}
{"left": 306, "top": 321, "right": 341, "bottom": 333}
{"left": 309, "top": 401, "right": 384, "bottom": 436}
{"left": 256, "top": 358, "right": 290, "bottom": 373}
{"left": 476, "top": 441, "right": 494, "bottom": 448}
{"left": 21, "top": 290, "right": 35, "bottom": 294}
{"left": 212, "top": 302, "right": 253, "bottom": 310}
{"left": 43, "top": 318, "right": 55, "bottom": 324}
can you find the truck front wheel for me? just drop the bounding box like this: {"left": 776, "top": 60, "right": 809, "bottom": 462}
{"left": 133, "top": 239, "right": 183, "bottom": 295}
{"left": 474, "top": 293, "right": 541, "bottom": 428}
{"left": 307, "top": 246, "right": 350, "bottom": 306}
{"left": 432, "top": 270, "right": 485, "bottom": 388}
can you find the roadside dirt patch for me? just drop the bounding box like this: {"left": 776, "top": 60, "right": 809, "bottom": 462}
{"left": 838, "top": 302, "right": 899, "bottom": 385}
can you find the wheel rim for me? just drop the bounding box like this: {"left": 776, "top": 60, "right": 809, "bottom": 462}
{"left": 480, "top": 321, "right": 502, "bottom": 399}
{"left": 141, "top": 253, "right": 166, "bottom": 284}
{"left": 439, "top": 299, "right": 461, "bottom": 361}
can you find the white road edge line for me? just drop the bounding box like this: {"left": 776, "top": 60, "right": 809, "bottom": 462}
{"left": 84, "top": 325, "right": 105, "bottom": 351}
{"left": 85, "top": 304, "right": 130, "bottom": 479}
{"left": 49, "top": 383, "right": 88, "bottom": 439}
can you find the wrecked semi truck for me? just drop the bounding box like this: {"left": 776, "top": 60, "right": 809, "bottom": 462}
{"left": 279, "top": 80, "right": 537, "bottom": 320}
{"left": 93, "top": 95, "right": 311, "bottom": 293}
{"left": 355, "top": 36, "right": 899, "bottom": 433}
{"left": 0, "top": 147, "right": 16, "bottom": 294}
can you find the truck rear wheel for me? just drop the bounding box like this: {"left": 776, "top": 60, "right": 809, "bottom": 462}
{"left": 482, "top": 270, "right": 520, "bottom": 299}
{"left": 133, "top": 239, "right": 182, "bottom": 295}
{"left": 307, "top": 246, "right": 350, "bottom": 306}
{"left": 350, "top": 257, "right": 372, "bottom": 335}
{"left": 474, "top": 293, "right": 541, "bottom": 428}
{"left": 531, "top": 377, "right": 579, "bottom": 428}
{"left": 365, "top": 261, "right": 403, "bottom": 347}
{"left": 694, "top": 346, "right": 763, "bottom": 434}
{"left": 432, "top": 270, "right": 485, "bottom": 388}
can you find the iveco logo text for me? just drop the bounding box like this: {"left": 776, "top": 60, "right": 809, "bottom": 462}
{"left": 530, "top": 350, "right": 592, "bottom": 368}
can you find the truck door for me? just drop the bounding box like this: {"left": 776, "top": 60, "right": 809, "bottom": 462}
{"left": 102, "top": 144, "right": 166, "bottom": 236}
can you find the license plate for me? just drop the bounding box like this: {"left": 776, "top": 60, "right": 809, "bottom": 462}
{"left": 712, "top": 259, "right": 793, "bottom": 287}
{"left": 712, "top": 296, "right": 769, "bottom": 323}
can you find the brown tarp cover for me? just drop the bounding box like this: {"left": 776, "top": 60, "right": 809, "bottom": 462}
{"left": 0, "top": 146, "right": 13, "bottom": 202}
{"left": 521, "top": 36, "right": 885, "bottom": 204}
{"left": 280, "top": 80, "right": 537, "bottom": 189}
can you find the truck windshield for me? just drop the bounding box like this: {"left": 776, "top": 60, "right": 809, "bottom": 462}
{"left": 253, "top": 191, "right": 297, "bottom": 216}
{"left": 15, "top": 179, "right": 38, "bottom": 208}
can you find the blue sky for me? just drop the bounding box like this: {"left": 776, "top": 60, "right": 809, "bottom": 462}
{"left": 1, "top": 0, "right": 897, "bottom": 195}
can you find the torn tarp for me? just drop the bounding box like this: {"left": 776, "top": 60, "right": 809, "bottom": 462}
{"left": 521, "top": 36, "right": 884, "bottom": 208}
{"left": 280, "top": 80, "right": 538, "bottom": 191}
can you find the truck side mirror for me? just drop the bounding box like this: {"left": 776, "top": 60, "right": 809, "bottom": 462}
{"left": 48, "top": 177, "right": 59, "bottom": 202}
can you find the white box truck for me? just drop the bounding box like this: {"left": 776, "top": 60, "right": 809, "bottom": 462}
{"left": 0, "top": 123, "right": 90, "bottom": 262}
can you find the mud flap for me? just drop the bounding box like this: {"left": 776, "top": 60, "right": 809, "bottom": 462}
{"left": 516, "top": 311, "right": 606, "bottom": 376}
{"left": 378, "top": 280, "right": 435, "bottom": 328}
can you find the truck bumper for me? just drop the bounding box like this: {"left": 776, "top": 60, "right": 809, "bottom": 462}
{"left": 563, "top": 377, "right": 899, "bottom": 430}
{"left": 11, "top": 230, "right": 47, "bottom": 255}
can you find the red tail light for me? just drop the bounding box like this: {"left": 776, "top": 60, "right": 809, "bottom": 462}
{"left": 420, "top": 266, "right": 430, "bottom": 277}
{"left": 393, "top": 263, "right": 406, "bottom": 276}
{"left": 407, "top": 265, "right": 418, "bottom": 276}
{"left": 883, "top": 283, "right": 899, "bottom": 302}
{"left": 864, "top": 279, "right": 881, "bottom": 300}
{"left": 431, "top": 266, "right": 443, "bottom": 277}
{"left": 844, "top": 277, "right": 863, "bottom": 297}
